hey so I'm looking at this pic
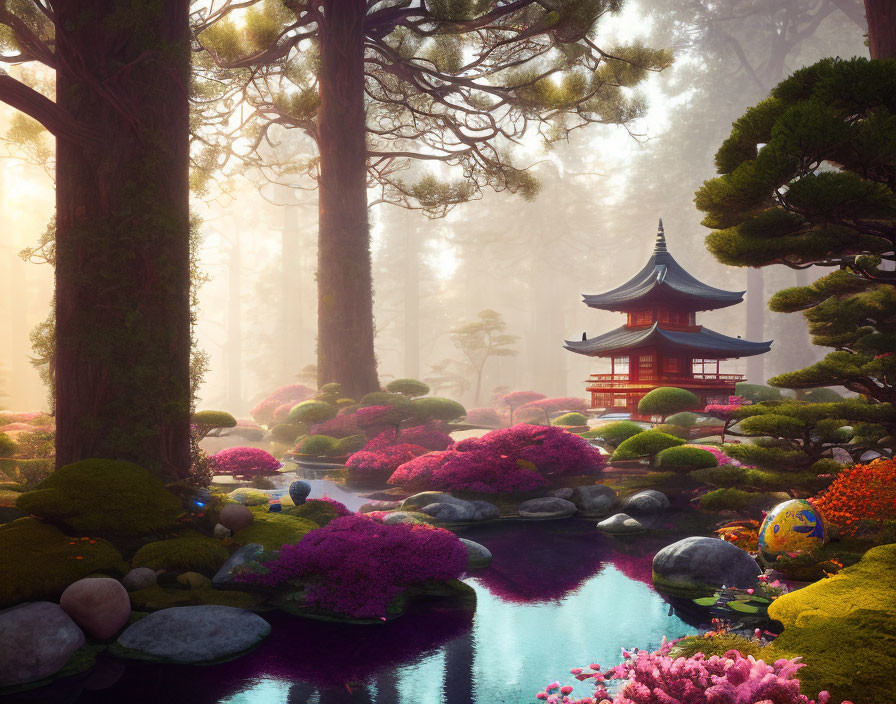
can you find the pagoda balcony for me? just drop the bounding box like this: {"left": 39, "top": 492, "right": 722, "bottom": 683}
{"left": 587, "top": 372, "right": 745, "bottom": 389}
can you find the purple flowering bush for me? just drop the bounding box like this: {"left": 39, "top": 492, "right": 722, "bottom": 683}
{"left": 389, "top": 425, "right": 604, "bottom": 494}
{"left": 211, "top": 446, "right": 281, "bottom": 480}
{"left": 309, "top": 412, "right": 363, "bottom": 439}
{"left": 235, "top": 514, "right": 468, "bottom": 618}
{"left": 346, "top": 443, "right": 431, "bottom": 483}
{"left": 250, "top": 384, "right": 316, "bottom": 426}
{"left": 535, "top": 639, "right": 850, "bottom": 704}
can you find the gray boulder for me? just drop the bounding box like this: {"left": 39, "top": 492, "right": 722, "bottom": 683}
{"left": 382, "top": 511, "right": 431, "bottom": 525}
{"left": 596, "top": 513, "right": 644, "bottom": 534}
{"left": 548, "top": 487, "right": 575, "bottom": 500}
{"left": 401, "top": 492, "right": 470, "bottom": 511}
{"left": 652, "top": 536, "right": 761, "bottom": 598}
{"left": 213, "top": 523, "right": 232, "bottom": 539}
{"left": 419, "top": 501, "right": 476, "bottom": 522}
{"left": 622, "top": 489, "right": 670, "bottom": 515}
{"left": 212, "top": 543, "right": 264, "bottom": 588}
{"left": 115, "top": 605, "right": 270, "bottom": 664}
{"left": 460, "top": 539, "right": 492, "bottom": 569}
{"left": 573, "top": 485, "right": 616, "bottom": 515}
{"left": 469, "top": 499, "right": 500, "bottom": 521}
{"left": 518, "top": 497, "right": 577, "bottom": 519}
{"left": 122, "top": 567, "right": 158, "bottom": 592}
{"left": 0, "top": 602, "right": 85, "bottom": 686}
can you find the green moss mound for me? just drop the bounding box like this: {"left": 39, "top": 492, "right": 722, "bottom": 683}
{"left": 637, "top": 387, "right": 700, "bottom": 418}
{"left": 611, "top": 430, "right": 685, "bottom": 461}
{"left": 766, "top": 544, "right": 896, "bottom": 703}
{"left": 410, "top": 396, "right": 466, "bottom": 423}
{"left": 655, "top": 446, "right": 718, "bottom": 471}
{"left": 698, "top": 488, "right": 788, "bottom": 513}
{"left": 690, "top": 465, "right": 821, "bottom": 491}
{"left": 553, "top": 412, "right": 588, "bottom": 427}
{"left": 294, "top": 434, "right": 339, "bottom": 456}
{"left": 288, "top": 400, "right": 337, "bottom": 425}
{"left": 333, "top": 434, "right": 367, "bottom": 455}
{"left": 269, "top": 423, "right": 305, "bottom": 445}
{"left": 131, "top": 534, "right": 230, "bottom": 574}
{"left": 671, "top": 633, "right": 764, "bottom": 660}
{"left": 0, "top": 517, "right": 125, "bottom": 608}
{"left": 16, "top": 459, "right": 183, "bottom": 535}
{"left": 654, "top": 423, "right": 691, "bottom": 439}
{"left": 284, "top": 500, "right": 342, "bottom": 527}
{"left": 385, "top": 378, "right": 430, "bottom": 397}
{"left": 0, "top": 432, "right": 16, "bottom": 458}
{"left": 226, "top": 488, "right": 273, "bottom": 506}
{"left": 127, "top": 583, "right": 259, "bottom": 611}
{"left": 232, "top": 507, "right": 317, "bottom": 550}
{"left": 587, "top": 421, "right": 643, "bottom": 446}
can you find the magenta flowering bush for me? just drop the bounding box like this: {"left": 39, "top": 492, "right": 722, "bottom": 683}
{"left": 389, "top": 424, "right": 604, "bottom": 494}
{"left": 703, "top": 396, "right": 748, "bottom": 443}
{"left": 346, "top": 443, "right": 431, "bottom": 482}
{"left": 466, "top": 407, "right": 503, "bottom": 427}
{"left": 535, "top": 639, "right": 849, "bottom": 704}
{"left": 235, "top": 514, "right": 468, "bottom": 618}
{"left": 210, "top": 446, "right": 281, "bottom": 480}
{"left": 272, "top": 402, "right": 298, "bottom": 424}
{"left": 498, "top": 391, "right": 547, "bottom": 424}
{"left": 251, "top": 384, "right": 316, "bottom": 426}
{"left": 398, "top": 422, "right": 454, "bottom": 451}
{"left": 309, "top": 412, "right": 363, "bottom": 439}
{"left": 684, "top": 444, "right": 736, "bottom": 466}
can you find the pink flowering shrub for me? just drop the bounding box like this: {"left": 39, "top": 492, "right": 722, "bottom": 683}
{"left": 273, "top": 403, "right": 298, "bottom": 424}
{"left": 398, "top": 422, "right": 454, "bottom": 450}
{"left": 498, "top": 391, "right": 547, "bottom": 424}
{"left": 684, "top": 444, "right": 737, "bottom": 466}
{"left": 466, "top": 407, "right": 503, "bottom": 427}
{"left": 235, "top": 514, "right": 468, "bottom": 618}
{"left": 516, "top": 397, "right": 589, "bottom": 424}
{"left": 536, "top": 639, "right": 849, "bottom": 704}
{"left": 389, "top": 425, "right": 604, "bottom": 494}
{"left": 211, "top": 446, "right": 281, "bottom": 480}
{"left": 250, "top": 384, "right": 316, "bottom": 426}
{"left": 703, "top": 395, "right": 748, "bottom": 443}
{"left": 346, "top": 443, "right": 431, "bottom": 483}
{"left": 309, "top": 412, "right": 363, "bottom": 439}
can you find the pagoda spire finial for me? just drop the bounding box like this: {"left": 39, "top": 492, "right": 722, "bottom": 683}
{"left": 655, "top": 217, "right": 667, "bottom": 252}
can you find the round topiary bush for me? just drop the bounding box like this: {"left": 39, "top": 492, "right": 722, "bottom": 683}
{"left": 655, "top": 445, "right": 719, "bottom": 471}
{"left": 637, "top": 387, "right": 701, "bottom": 420}
{"left": 211, "top": 447, "right": 282, "bottom": 480}
{"left": 586, "top": 420, "right": 644, "bottom": 446}
{"left": 15, "top": 459, "right": 184, "bottom": 535}
{"left": 284, "top": 497, "right": 352, "bottom": 527}
{"left": 410, "top": 397, "right": 466, "bottom": 423}
{"left": 665, "top": 412, "right": 698, "bottom": 428}
{"left": 610, "top": 430, "right": 686, "bottom": 463}
{"left": 287, "top": 400, "right": 338, "bottom": 426}
{"left": 191, "top": 410, "right": 237, "bottom": 439}
{"left": 270, "top": 423, "right": 306, "bottom": 445}
{"left": 294, "top": 435, "right": 339, "bottom": 457}
{"left": 385, "top": 378, "right": 430, "bottom": 398}
{"left": 552, "top": 412, "right": 588, "bottom": 427}
{"left": 131, "top": 534, "right": 230, "bottom": 575}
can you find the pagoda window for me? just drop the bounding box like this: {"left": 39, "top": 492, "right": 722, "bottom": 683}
{"left": 638, "top": 352, "right": 655, "bottom": 379}
{"left": 612, "top": 355, "right": 630, "bottom": 377}
{"left": 664, "top": 357, "right": 680, "bottom": 374}
{"left": 629, "top": 309, "right": 653, "bottom": 326}
{"left": 692, "top": 358, "right": 720, "bottom": 377}
{"left": 613, "top": 394, "right": 627, "bottom": 407}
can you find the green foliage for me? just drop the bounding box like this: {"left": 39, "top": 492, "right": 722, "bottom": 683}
{"left": 698, "top": 488, "right": 784, "bottom": 513}
{"left": 734, "top": 383, "right": 784, "bottom": 403}
{"left": 226, "top": 488, "right": 272, "bottom": 507}
{"left": 611, "top": 430, "right": 686, "bottom": 462}
{"left": 294, "top": 435, "right": 339, "bottom": 456}
{"left": 410, "top": 396, "right": 467, "bottom": 423}
{"left": 131, "top": 534, "right": 229, "bottom": 575}
{"left": 665, "top": 412, "right": 698, "bottom": 428}
{"left": 191, "top": 410, "right": 237, "bottom": 429}
{"left": 690, "top": 466, "right": 821, "bottom": 492}
{"left": 587, "top": 420, "right": 643, "bottom": 447}
{"left": 654, "top": 423, "right": 690, "bottom": 439}
{"left": 552, "top": 412, "right": 588, "bottom": 426}
{"left": 385, "top": 378, "right": 430, "bottom": 398}
{"left": 270, "top": 423, "right": 304, "bottom": 445}
{"left": 637, "top": 387, "right": 700, "bottom": 419}
{"left": 722, "top": 442, "right": 810, "bottom": 471}
{"left": 0, "top": 432, "right": 15, "bottom": 458}
{"left": 671, "top": 633, "right": 764, "bottom": 660}
{"left": 127, "top": 583, "right": 259, "bottom": 611}
{"left": 284, "top": 501, "right": 344, "bottom": 527}
{"left": 287, "top": 400, "right": 338, "bottom": 425}
{"left": 796, "top": 388, "right": 844, "bottom": 403}
{"left": 655, "top": 446, "right": 718, "bottom": 471}
{"left": 0, "top": 458, "right": 54, "bottom": 490}
{"left": 0, "top": 518, "right": 125, "bottom": 608}
{"left": 16, "top": 459, "right": 183, "bottom": 535}
{"left": 334, "top": 434, "right": 367, "bottom": 455}
{"left": 231, "top": 507, "right": 317, "bottom": 550}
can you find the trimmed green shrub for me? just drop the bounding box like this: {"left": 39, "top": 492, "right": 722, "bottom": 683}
{"left": 552, "top": 412, "right": 588, "bottom": 427}
{"left": 319, "top": 382, "right": 342, "bottom": 395}
{"left": 410, "top": 396, "right": 466, "bottom": 423}
{"left": 698, "top": 488, "right": 785, "bottom": 513}
{"left": 131, "top": 534, "right": 230, "bottom": 575}
{"left": 226, "top": 488, "right": 272, "bottom": 506}
{"left": 735, "top": 383, "right": 783, "bottom": 403}
{"left": 587, "top": 420, "right": 643, "bottom": 446}
{"left": 385, "top": 378, "right": 430, "bottom": 398}
{"left": 809, "top": 458, "right": 842, "bottom": 475}
{"left": 611, "top": 430, "right": 686, "bottom": 462}
{"left": 655, "top": 446, "right": 718, "bottom": 471}
{"left": 665, "top": 412, "right": 698, "bottom": 429}
{"left": 637, "top": 387, "right": 700, "bottom": 420}
{"left": 270, "top": 423, "right": 306, "bottom": 445}
{"left": 0, "top": 432, "right": 16, "bottom": 458}
{"left": 0, "top": 518, "right": 125, "bottom": 608}
{"left": 654, "top": 423, "right": 690, "bottom": 439}
{"left": 287, "top": 400, "right": 338, "bottom": 425}
{"left": 738, "top": 413, "right": 805, "bottom": 438}
{"left": 231, "top": 507, "right": 317, "bottom": 550}
{"left": 16, "top": 459, "right": 183, "bottom": 535}
{"left": 334, "top": 434, "right": 367, "bottom": 455}
{"left": 191, "top": 410, "right": 237, "bottom": 431}
{"left": 294, "top": 434, "right": 339, "bottom": 456}
{"left": 335, "top": 398, "right": 356, "bottom": 407}
{"left": 722, "top": 441, "right": 810, "bottom": 470}
{"left": 690, "top": 465, "right": 820, "bottom": 492}
{"left": 359, "top": 391, "right": 409, "bottom": 408}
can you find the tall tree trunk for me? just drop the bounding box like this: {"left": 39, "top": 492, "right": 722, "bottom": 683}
{"left": 54, "top": 1, "right": 191, "bottom": 479}
{"left": 745, "top": 267, "right": 765, "bottom": 384}
{"left": 316, "top": 0, "right": 380, "bottom": 399}
{"left": 404, "top": 225, "right": 420, "bottom": 379}
{"left": 865, "top": 0, "right": 896, "bottom": 58}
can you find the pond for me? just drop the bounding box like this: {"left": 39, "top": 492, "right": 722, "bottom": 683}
{"left": 9, "top": 484, "right": 700, "bottom": 704}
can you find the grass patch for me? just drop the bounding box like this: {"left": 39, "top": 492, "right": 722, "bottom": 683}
{"left": 131, "top": 534, "right": 230, "bottom": 575}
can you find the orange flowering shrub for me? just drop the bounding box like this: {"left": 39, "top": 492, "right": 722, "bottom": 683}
{"left": 811, "top": 458, "right": 896, "bottom": 538}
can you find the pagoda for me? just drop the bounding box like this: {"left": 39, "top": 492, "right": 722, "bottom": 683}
{"left": 565, "top": 220, "right": 771, "bottom": 419}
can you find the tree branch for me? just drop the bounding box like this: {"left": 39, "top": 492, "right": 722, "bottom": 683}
{"left": 0, "top": 72, "right": 92, "bottom": 143}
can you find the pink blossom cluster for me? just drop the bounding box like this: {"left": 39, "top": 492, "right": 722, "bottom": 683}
{"left": 704, "top": 395, "right": 747, "bottom": 420}
{"left": 0, "top": 411, "right": 44, "bottom": 423}
{"left": 684, "top": 444, "right": 736, "bottom": 465}
{"left": 389, "top": 425, "right": 604, "bottom": 494}
{"left": 465, "top": 407, "right": 503, "bottom": 427}
{"left": 309, "top": 412, "right": 363, "bottom": 439}
{"left": 210, "top": 446, "right": 281, "bottom": 479}
{"left": 250, "top": 384, "right": 315, "bottom": 426}
{"left": 273, "top": 403, "right": 298, "bottom": 424}
{"left": 235, "top": 514, "right": 467, "bottom": 618}
{"left": 536, "top": 640, "right": 848, "bottom": 704}
{"left": 398, "top": 422, "right": 454, "bottom": 450}
{"left": 346, "top": 443, "right": 430, "bottom": 479}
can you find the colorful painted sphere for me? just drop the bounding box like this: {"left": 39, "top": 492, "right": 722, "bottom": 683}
{"left": 758, "top": 499, "right": 827, "bottom": 555}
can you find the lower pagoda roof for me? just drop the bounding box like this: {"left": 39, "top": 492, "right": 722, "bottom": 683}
{"left": 564, "top": 323, "right": 772, "bottom": 359}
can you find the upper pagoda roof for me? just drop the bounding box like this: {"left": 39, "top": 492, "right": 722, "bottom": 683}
{"left": 582, "top": 220, "right": 745, "bottom": 312}
{"left": 564, "top": 322, "right": 772, "bottom": 359}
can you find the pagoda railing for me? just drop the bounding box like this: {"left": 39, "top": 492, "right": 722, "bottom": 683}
{"left": 587, "top": 373, "right": 744, "bottom": 389}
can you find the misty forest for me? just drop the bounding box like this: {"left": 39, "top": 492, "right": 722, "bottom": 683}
{"left": 1, "top": 1, "right": 895, "bottom": 703}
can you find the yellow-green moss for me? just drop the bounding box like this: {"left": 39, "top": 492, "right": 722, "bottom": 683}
{"left": 16, "top": 459, "right": 183, "bottom": 535}
{"left": 283, "top": 501, "right": 341, "bottom": 526}
{"left": 131, "top": 534, "right": 229, "bottom": 574}
{"left": 227, "top": 487, "right": 272, "bottom": 506}
{"left": 231, "top": 507, "right": 317, "bottom": 550}
{"left": 765, "top": 543, "right": 896, "bottom": 703}
{"left": 698, "top": 488, "right": 788, "bottom": 513}
{"left": 670, "top": 633, "right": 765, "bottom": 660}
{"left": 127, "top": 583, "right": 259, "bottom": 611}
{"left": 0, "top": 517, "right": 126, "bottom": 608}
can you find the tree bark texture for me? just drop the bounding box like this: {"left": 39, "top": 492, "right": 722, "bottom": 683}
{"left": 865, "top": 0, "right": 896, "bottom": 59}
{"left": 316, "top": 0, "right": 380, "bottom": 400}
{"left": 53, "top": 1, "right": 191, "bottom": 478}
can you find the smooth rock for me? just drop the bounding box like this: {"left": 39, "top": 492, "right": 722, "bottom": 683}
{"left": 60, "top": 577, "right": 131, "bottom": 640}
{"left": 460, "top": 539, "right": 492, "bottom": 569}
{"left": 573, "top": 485, "right": 617, "bottom": 515}
{"left": 469, "top": 499, "right": 500, "bottom": 521}
{"left": 518, "top": 497, "right": 577, "bottom": 519}
{"left": 652, "top": 536, "right": 761, "bottom": 597}
{"left": 382, "top": 511, "right": 431, "bottom": 525}
{"left": 596, "top": 512, "right": 644, "bottom": 534}
{"left": 177, "top": 572, "right": 212, "bottom": 590}
{"left": 122, "top": 567, "right": 157, "bottom": 592}
{"left": 401, "top": 491, "right": 471, "bottom": 511}
{"left": 212, "top": 543, "right": 264, "bottom": 588}
{"left": 830, "top": 447, "right": 852, "bottom": 464}
{"left": 0, "top": 602, "right": 85, "bottom": 686}
{"left": 219, "top": 504, "right": 254, "bottom": 533}
{"left": 288, "top": 480, "right": 312, "bottom": 506}
{"left": 622, "top": 489, "right": 670, "bottom": 515}
{"left": 213, "top": 523, "right": 232, "bottom": 539}
{"left": 359, "top": 500, "right": 403, "bottom": 513}
{"left": 115, "top": 605, "right": 270, "bottom": 664}
{"left": 859, "top": 450, "right": 882, "bottom": 463}
{"left": 419, "top": 501, "right": 476, "bottom": 522}
{"left": 548, "top": 487, "right": 575, "bottom": 500}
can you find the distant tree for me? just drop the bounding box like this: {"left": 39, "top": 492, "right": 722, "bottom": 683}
{"left": 703, "top": 395, "right": 746, "bottom": 443}
{"left": 195, "top": 0, "right": 671, "bottom": 399}
{"left": 497, "top": 391, "right": 547, "bottom": 425}
{"left": 446, "top": 310, "right": 519, "bottom": 406}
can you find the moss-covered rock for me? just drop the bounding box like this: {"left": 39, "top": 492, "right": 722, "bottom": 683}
{"left": 231, "top": 507, "right": 317, "bottom": 550}
{"left": 665, "top": 412, "right": 698, "bottom": 429}
{"left": 655, "top": 446, "right": 718, "bottom": 471}
{"left": 690, "top": 465, "right": 821, "bottom": 492}
{"left": 611, "top": 430, "right": 686, "bottom": 462}
{"left": 0, "top": 518, "right": 126, "bottom": 608}
{"left": 131, "top": 534, "right": 230, "bottom": 575}
{"left": 127, "top": 583, "right": 259, "bottom": 611}
{"left": 765, "top": 544, "right": 896, "bottom": 703}
{"left": 15, "top": 459, "right": 183, "bottom": 536}
{"left": 283, "top": 500, "right": 343, "bottom": 527}
{"left": 226, "top": 488, "right": 272, "bottom": 507}
{"left": 698, "top": 488, "right": 787, "bottom": 513}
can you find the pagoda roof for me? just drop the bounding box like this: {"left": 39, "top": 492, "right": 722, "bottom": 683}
{"left": 582, "top": 220, "right": 745, "bottom": 312}
{"left": 564, "top": 322, "right": 772, "bottom": 359}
